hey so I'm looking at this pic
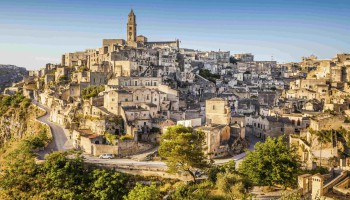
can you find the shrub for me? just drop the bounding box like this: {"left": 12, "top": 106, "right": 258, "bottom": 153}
{"left": 0, "top": 93, "right": 31, "bottom": 116}
{"left": 59, "top": 75, "right": 69, "bottom": 82}
{"left": 119, "top": 134, "right": 134, "bottom": 141}
{"left": 82, "top": 85, "right": 105, "bottom": 100}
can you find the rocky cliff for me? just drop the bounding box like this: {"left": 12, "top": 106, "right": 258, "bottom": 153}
{"left": 0, "top": 65, "right": 27, "bottom": 93}
{"left": 0, "top": 94, "right": 46, "bottom": 148}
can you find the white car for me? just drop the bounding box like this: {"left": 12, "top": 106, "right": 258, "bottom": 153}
{"left": 99, "top": 153, "right": 114, "bottom": 159}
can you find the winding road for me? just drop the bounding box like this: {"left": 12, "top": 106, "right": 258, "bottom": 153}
{"left": 33, "top": 101, "right": 73, "bottom": 159}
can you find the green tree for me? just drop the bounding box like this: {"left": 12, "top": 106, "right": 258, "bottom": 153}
{"left": 40, "top": 151, "right": 90, "bottom": 199}
{"left": 239, "top": 136, "right": 300, "bottom": 188}
{"left": 59, "top": 75, "right": 69, "bottom": 82}
{"left": 104, "top": 132, "right": 118, "bottom": 145}
{"left": 82, "top": 85, "right": 105, "bottom": 99}
{"left": 90, "top": 169, "right": 129, "bottom": 200}
{"left": 0, "top": 93, "right": 30, "bottom": 116}
{"left": 216, "top": 172, "right": 251, "bottom": 200}
{"left": 0, "top": 140, "right": 40, "bottom": 199}
{"left": 170, "top": 182, "right": 212, "bottom": 200}
{"left": 199, "top": 69, "right": 220, "bottom": 83}
{"left": 229, "top": 56, "right": 239, "bottom": 64}
{"left": 124, "top": 183, "right": 160, "bottom": 200}
{"left": 158, "top": 125, "right": 211, "bottom": 181}
{"left": 207, "top": 160, "right": 236, "bottom": 183}
{"left": 0, "top": 136, "right": 133, "bottom": 200}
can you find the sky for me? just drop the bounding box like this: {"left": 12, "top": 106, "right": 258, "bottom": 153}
{"left": 0, "top": 0, "right": 349, "bottom": 70}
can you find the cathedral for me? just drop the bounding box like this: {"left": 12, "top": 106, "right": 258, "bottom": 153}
{"left": 125, "top": 9, "right": 179, "bottom": 49}
{"left": 61, "top": 9, "right": 180, "bottom": 68}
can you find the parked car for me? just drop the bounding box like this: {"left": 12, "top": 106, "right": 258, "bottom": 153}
{"left": 99, "top": 153, "right": 114, "bottom": 159}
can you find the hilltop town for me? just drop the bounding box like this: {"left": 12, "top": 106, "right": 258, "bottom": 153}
{"left": 3, "top": 9, "right": 350, "bottom": 199}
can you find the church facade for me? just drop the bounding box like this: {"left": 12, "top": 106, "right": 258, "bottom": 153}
{"left": 126, "top": 9, "right": 179, "bottom": 48}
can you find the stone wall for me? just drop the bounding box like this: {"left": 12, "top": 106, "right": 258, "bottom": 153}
{"left": 333, "top": 177, "right": 350, "bottom": 196}
{"left": 117, "top": 140, "right": 153, "bottom": 157}
{"left": 323, "top": 171, "right": 348, "bottom": 195}
{"left": 92, "top": 144, "right": 118, "bottom": 156}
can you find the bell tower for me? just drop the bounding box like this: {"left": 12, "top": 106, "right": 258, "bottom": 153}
{"left": 127, "top": 9, "right": 137, "bottom": 45}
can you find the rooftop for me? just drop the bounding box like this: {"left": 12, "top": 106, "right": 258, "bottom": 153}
{"left": 77, "top": 129, "right": 100, "bottom": 139}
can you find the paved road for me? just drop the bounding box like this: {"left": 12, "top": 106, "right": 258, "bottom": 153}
{"left": 131, "top": 146, "right": 159, "bottom": 161}
{"left": 32, "top": 99, "right": 261, "bottom": 170}
{"left": 33, "top": 101, "right": 73, "bottom": 159}
{"left": 84, "top": 154, "right": 167, "bottom": 169}
{"left": 85, "top": 133, "right": 262, "bottom": 170}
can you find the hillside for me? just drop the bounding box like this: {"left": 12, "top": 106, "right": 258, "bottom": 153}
{"left": 0, "top": 93, "right": 49, "bottom": 148}
{"left": 0, "top": 65, "right": 27, "bottom": 92}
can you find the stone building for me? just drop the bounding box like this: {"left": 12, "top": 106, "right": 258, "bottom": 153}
{"left": 72, "top": 129, "right": 103, "bottom": 154}
{"left": 55, "top": 67, "right": 71, "bottom": 82}
{"left": 195, "top": 98, "right": 232, "bottom": 158}
{"left": 208, "top": 51, "right": 230, "bottom": 63}
{"left": 205, "top": 98, "right": 231, "bottom": 125}
{"left": 298, "top": 171, "right": 350, "bottom": 199}
{"left": 234, "top": 53, "right": 254, "bottom": 62}
{"left": 61, "top": 9, "right": 180, "bottom": 74}
{"left": 200, "top": 125, "right": 231, "bottom": 158}
{"left": 245, "top": 115, "right": 295, "bottom": 140}
{"left": 127, "top": 9, "right": 137, "bottom": 47}
{"left": 126, "top": 9, "right": 179, "bottom": 49}
{"left": 71, "top": 71, "right": 109, "bottom": 86}
{"left": 108, "top": 76, "right": 161, "bottom": 88}
{"left": 62, "top": 51, "right": 87, "bottom": 67}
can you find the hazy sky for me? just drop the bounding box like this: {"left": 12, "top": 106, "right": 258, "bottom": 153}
{"left": 0, "top": 0, "right": 349, "bottom": 70}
